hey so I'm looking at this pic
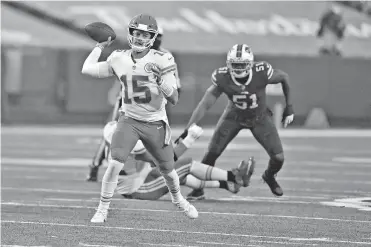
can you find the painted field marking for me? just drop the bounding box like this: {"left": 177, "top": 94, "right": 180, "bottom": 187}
{"left": 43, "top": 196, "right": 315, "bottom": 206}
{"left": 2, "top": 246, "right": 52, "bottom": 247}
{"left": 320, "top": 198, "right": 371, "bottom": 212}
{"left": 0, "top": 158, "right": 93, "bottom": 167}
{"left": 195, "top": 241, "right": 261, "bottom": 247}
{"left": 196, "top": 240, "right": 317, "bottom": 246}
{"left": 2, "top": 187, "right": 99, "bottom": 195}
{"left": 78, "top": 243, "right": 120, "bottom": 247}
{"left": 2, "top": 220, "right": 371, "bottom": 245}
{"left": 3, "top": 126, "right": 371, "bottom": 137}
{"left": 333, "top": 157, "right": 371, "bottom": 164}
{"left": 139, "top": 243, "right": 199, "bottom": 247}
{"left": 2, "top": 186, "right": 371, "bottom": 199}
{"left": 2, "top": 202, "right": 371, "bottom": 224}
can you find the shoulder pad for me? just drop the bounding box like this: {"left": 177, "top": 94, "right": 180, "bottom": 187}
{"left": 211, "top": 67, "right": 228, "bottom": 86}
{"left": 158, "top": 47, "right": 171, "bottom": 54}
{"left": 152, "top": 49, "right": 168, "bottom": 57}
{"left": 254, "top": 61, "right": 274, "bottom": 80}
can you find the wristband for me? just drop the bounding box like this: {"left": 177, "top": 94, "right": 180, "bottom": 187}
{"left": 95, "top": 44, "right": 104, "bottom": 50}
{"left": 158, "top": 80, "right": 174, "bottom": 97}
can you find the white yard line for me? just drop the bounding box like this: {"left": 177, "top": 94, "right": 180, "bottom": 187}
{"left": 2, "top": 220, "right": 371, "bottom": 245}
{"left": 3, "top": 126, "right": 371, "bottom": 137}
{"left": 2, "top": 202, "right": 370, "bottom": 224}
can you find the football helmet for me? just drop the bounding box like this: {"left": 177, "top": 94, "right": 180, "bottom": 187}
{"left": 127, "top": 14, "right": 159, "bottom": 52}
{"left": 152, "top": 25, "right": 163, "bottom": 50}
{"left": 226, "top": 44, "right": 254, "bottom": 78}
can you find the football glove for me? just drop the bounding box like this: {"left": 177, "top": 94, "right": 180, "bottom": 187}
{"left": 150, "top": 64, "right": 162, "bottom": 84}
{"left": 187, "top": 124, "right": 204, "bottom": 141}
{"left": 174, "top": 124, "right": 203, "bottom": 144}
{"left": 175, "top": 129, "right": 188, "bottom": 144}
{"left": 282, "top": 105, "right": 294, "bottom": 128}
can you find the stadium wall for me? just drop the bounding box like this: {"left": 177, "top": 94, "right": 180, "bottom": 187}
{"left": 1, "top": 46, "right": 371, "bottom": 127}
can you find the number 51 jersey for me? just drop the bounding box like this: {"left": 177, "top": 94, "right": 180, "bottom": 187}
{"left": 107, "top": 49, "right": 177, "bottom": 122}
{"left": 212, "top": 62, "right": 274, "bottom": 121}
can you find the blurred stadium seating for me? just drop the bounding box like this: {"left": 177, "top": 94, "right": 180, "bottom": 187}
{"left": 1, "top": 1, "right": 371, "bottom": 127}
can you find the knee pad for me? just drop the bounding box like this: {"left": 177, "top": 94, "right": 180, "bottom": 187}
{"left": 272, "top": 153, "right": 284, "bottom": 164}
{"left": 158, "top": 160, "right": 175, "bottom": 175}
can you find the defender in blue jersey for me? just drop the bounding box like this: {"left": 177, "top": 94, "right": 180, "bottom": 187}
{"left": 178, "top": 44, "right": 294, "bottom": 200}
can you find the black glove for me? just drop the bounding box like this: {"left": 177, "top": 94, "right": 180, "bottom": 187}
{"left": 174, "top": 129, "right": 188, "bottom": 144}
{"left": 282, "top": 105, "right": 294, "bottom": 123}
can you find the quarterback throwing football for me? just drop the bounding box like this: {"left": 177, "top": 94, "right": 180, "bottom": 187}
{"left": 82, "top": 14, "right": 197, "bottom": 222}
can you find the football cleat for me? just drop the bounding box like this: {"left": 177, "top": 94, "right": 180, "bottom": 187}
{"left": 173, "top": 198, "right": 198, "bottom": 219}
{"left": 186, "top": 189, "right": 205, "bottom": 201}
{"left": 91, "top": 209, "right": 108, "bottom": 223}
{"left": 234, "top": 157, "right": 255, "bottom": 187}
{"left": 225, "top": 181, "right": 241, "bottom": 194}
{"left": 262, "top": 171, "right": 283, "bottom": 196}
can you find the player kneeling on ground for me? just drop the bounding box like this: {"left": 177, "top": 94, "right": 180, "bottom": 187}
{"left": 103, "top": 122, "right": 255, "bottom": 200}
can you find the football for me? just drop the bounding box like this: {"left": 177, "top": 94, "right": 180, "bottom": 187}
{"left": 84, "top": 22, "right": 116, "bottom": 43}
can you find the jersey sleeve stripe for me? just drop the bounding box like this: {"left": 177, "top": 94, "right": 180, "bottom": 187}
{"left": 161, "top": 64, "right": 176, "bottom": 73}
{"left": 211, "top": 72, "right": 218, "bottom": 86}
{"left": 267, "top": 64, "right": 273, "bottom": 75}
{"left": 267, "top": 67, "right": 274, "bottom": 79}
{"left": 162, "top": 68, "right": 176, "bottom": 75}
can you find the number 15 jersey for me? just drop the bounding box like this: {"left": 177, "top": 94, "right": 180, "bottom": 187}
{"left": 107, "top": 49, "right": 177, "bottom": 122}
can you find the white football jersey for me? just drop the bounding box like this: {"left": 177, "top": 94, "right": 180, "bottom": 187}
{"left": 107, "top": 49, "right": 177, "bottom": 122}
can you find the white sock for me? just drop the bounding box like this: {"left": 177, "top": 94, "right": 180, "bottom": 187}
{"left": 190, "top": 161, "right": 227, "bottom": 181}
{"left": 98, "top": 159, "right": 124, "bottom": 211}
{"left": 161, "top": 169, "right": 183, "bottom": 202}
{"left": 184, "top": 175, "right": 220, "bottom": 189}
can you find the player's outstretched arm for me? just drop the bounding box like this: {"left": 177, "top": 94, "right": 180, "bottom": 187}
{"left": 268, "top": 68, "right": 294, "bottom": 127}
{"left": 81, "top": 37, "right": 114, "bottom": 78}
{"left": 185, "top": 85, "right": 222, "bottom": 129}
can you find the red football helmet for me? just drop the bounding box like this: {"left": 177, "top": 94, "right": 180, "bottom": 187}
{"left": 127, "top": 14, "right": 159, "bottom": 52}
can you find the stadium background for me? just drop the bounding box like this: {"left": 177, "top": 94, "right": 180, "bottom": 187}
{"left": 1, "top": 1, "right": 371, "bottom": 127}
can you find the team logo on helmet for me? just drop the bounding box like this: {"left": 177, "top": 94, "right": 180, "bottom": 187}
{"left": 144, "top": 63, "right": 156, "bottom": 73}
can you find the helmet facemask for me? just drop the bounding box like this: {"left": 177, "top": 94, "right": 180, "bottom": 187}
{"left": 128, "top": 28, "right": 158, "bottom": 52}
{"left": 227, "top": 60, "right": 253, "bottom": 78}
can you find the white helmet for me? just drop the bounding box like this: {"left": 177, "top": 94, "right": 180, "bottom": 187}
{"left": 103, "top": 121, "right": 146, "bottom": 155}
{"left": 226, "top": 44, "right": 254, "bottom": 78}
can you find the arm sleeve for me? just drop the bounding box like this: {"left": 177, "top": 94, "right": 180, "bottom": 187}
{"left": 161, "top": 72, "right": 178, "bottom": 90}
{"left": 159, "top": 53, "right": 178, "bottom": 88}
{"left": 81, "top": 47, "right": 114, "bottom": 78}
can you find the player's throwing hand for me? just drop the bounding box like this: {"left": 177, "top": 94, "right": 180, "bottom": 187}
{"left": 96, "top": 36, "right": 113, "bottom": 50}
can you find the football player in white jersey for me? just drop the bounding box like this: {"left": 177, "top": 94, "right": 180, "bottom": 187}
{"left": 81, "top": 14, "right": 198, "bottom": 222}
{"left": 86, "top": 26, "right": 181, "bottom": 182}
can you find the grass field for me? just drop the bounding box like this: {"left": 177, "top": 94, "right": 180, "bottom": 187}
{"left": 1, "top": 126, "right": 371, "bottom": 247}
